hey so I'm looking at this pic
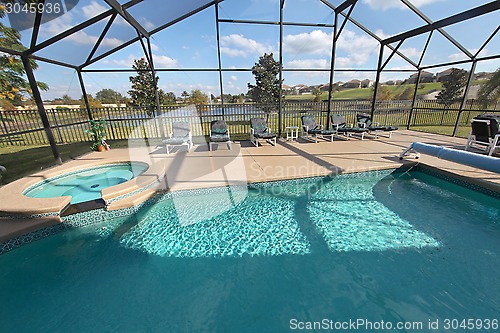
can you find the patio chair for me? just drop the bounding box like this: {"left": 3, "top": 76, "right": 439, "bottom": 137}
{"left": 210, "top": 119, "right": 232, "bottom": 151}
{"left": 300, "top": 115, "right": 336, "bottom": 143}
{"left": 465, "top": 115, "right": 500, "bottom": 156}
{"left": 356, "top": 113, "right": 398, "bottom": 138}
{"left": 330, "top": 114, "right": 368, "bottom": 140}
{"left": 250, "top": 117, "right": 277, "bottom": 147}
{"left": 163, "top": 121, "right": 193, "bottom": 154}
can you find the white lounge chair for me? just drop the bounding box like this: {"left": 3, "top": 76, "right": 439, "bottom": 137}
{"left": 163, "top": 121, "right": 193, "bottom": 154}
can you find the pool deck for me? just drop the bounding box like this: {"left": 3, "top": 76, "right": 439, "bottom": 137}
{"left": 0, "top": 130, "right": 499, "bottom": 242}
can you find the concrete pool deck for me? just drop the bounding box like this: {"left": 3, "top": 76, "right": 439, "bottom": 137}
{"left": 0, "top": 130, "right": 499, "bottom": 242}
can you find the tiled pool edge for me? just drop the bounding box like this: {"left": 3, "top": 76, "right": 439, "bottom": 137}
{"left": 1, "top": 165, "right": 498, "bottom": 256}
{"left": 416, "top": 163, "right": 500, "bottom": 199}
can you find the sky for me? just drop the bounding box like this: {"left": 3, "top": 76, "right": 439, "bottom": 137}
{"left": 2, "top": 0, "right": 499, "bottom": 100}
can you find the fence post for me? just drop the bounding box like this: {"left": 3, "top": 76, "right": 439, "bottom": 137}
{"left": 106, "top": 107, "right": 117, "bottom": 140}
{"left": 0, "top": 111, "right": 13, "bottom": 145}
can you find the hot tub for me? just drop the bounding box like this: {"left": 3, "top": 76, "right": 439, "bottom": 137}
{"left": 23, "top": 162, "right": 149, "bottom": 204}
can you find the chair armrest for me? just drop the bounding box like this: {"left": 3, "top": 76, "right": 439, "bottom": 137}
{"left": 357, "top": 122, "right": 366, "bottom": 128}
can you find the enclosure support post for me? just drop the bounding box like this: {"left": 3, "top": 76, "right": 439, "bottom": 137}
{"left": 453, "top": 61, "right": 476, "bottom": 137}
{"left": 215, "top": 1, "right": 225, "bottom": 119}
{"left": 326, "top": 13, "right": 339, "bottom": 129}
{"left": 77, "top": 69, "right": 93, "bottom": 120}
{"left": 146, "top": 37, "right": 166, "bottom": 141}
{"left": 278, "top": 0, "right": 284, "bottom": 136}
{"left": 22, "top": 55, "right": 62, "bottom": 164}
{"left": 370, "top": 44, "right": 384, "bottom": 120}
{"left": 407, "top": 69, "right": 422, "bottom": 130}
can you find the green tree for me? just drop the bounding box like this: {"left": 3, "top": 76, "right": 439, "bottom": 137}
{"left": 159, "top": 91, "right": 176, "bottom": 105}
{"left": 477, "top": 68, "right": 500, "bottom": 108}
{"left": 181, "top": 91, "right": 189, "bottom": 102}
{"left": 312, "top": 88, "right": 322, "bottom": 102}
{"left": 236, "top": 93, "right": 245, "bottom": 103}
{"left": 61, "top": 94, "right": 77, "bottom": 105}
{"left": 247, "top": 53, "right": 282, "bottom": 110}
{"left": 95, "top": 88, "right": 125, "bottom": 104}
{"left": 188, "top": 89, "right": 208, "bottom": 105}
{"left": 436, "top": 68, "right": 468, "bottom": 108}
{"left": 80, "top": 94, "right": 102, "bottom": 109}
{"left": 0, "top": 2, "right": 48, "bottom": 106}
{"left": 128, "top": 58, "right": 159, "bottom": 108}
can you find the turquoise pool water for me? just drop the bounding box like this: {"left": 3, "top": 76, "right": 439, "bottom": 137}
{"left": 23, "top": 162, "right": 149, "bottom": 204}
{"left": 1, "top": 169, "right": 499, "bottom": 332}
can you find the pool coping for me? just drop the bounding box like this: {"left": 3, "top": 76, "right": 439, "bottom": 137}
{"left": 0, "top": 148, "right": 166, "bottom": 219}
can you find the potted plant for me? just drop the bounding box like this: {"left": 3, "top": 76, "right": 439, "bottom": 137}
{"left": 85, "top": 118, "right": 109, "bottom": 151}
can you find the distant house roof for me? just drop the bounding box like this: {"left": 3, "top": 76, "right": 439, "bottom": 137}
{"left": 409, "top": 71, "right": 434, "bottom": 79}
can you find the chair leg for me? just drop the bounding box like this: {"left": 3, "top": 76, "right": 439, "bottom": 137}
{"left": 252, "top": 137, "right": 259, "bottom": 147}
{"left": 227, "top": 142, "right": 232, "bottom": 150}
{"left": 465, "top": 132, "right": 473, "bottom": 151}
{"left": 488, "top": 135, "right": 500, "bottom": 156}
{"left": 166, "top": 145, "right": 170, "bottom": 154}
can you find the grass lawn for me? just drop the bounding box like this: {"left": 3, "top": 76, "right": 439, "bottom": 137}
{"left": 410, "top": 125, "right": 470, "bottom": 138}
{"left": 284, "top": 82, "right": 444, "bottom": 101}
{"left": 0, "top": 140, "right": 130, "bottom": 185}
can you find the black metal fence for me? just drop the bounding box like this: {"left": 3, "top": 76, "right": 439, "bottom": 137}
{"left": 0, "top": 99, "right": 498, "bottom": 146}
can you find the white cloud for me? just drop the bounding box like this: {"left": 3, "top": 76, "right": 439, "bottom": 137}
{"left": 150, "top": 44, "right": 159, "bottom": 51}
{"left": 230, "top": 75, "right": 238, "bottom": 81}
{"left": 286, "top": 59, "right": 329, "bottom": 68}
{"left": 448, "top": 49, "right": 481, "bottom": 62}
{"left": 139, "top": 17, "right": 156, "bottom": 31}
{"left": 283, "top": 29, "right": 380, "bottom": 67}
{"left": 104, "top": 54, "right": 178, "bottom": 68}
{"left": 399, "top": 47, "right": 419, "bottom": 58}
{"left": 362, "top": 0, "right": 443, "bottom": 11}
{"left": 81, "top": 1, "right": 108, "bottom": 19}
{"left": 220, "top": 34, "right": 274, "bottom": 57}
{"left": 336, "top": 29, "right": 379, "bottom": 66}
{"left": 283, "top": 30, "right": 332, "bottom": 56}
{"left": 154, "top": 55, "right": 178, "bottom": 68}
{"left": 105, "top": 54, "right": 137, "bottom": 67}
{"left": 38, "top": 11, "right": 123, "bottom": 48}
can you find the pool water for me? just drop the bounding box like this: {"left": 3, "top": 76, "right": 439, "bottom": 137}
{"left": 1, "top": 169, "right": 499, "bottom": 332}
{"left": 23, "top": 162, "right": 149, "bottom": 204}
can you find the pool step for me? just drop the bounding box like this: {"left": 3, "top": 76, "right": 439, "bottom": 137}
{"left": 61, "top": 199, "right": 106, "bottom": 216}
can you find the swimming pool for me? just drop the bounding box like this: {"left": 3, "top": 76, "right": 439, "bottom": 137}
{"left": 1, "top": 168, "right": 499, "bottom": 332}
{"left": 23, "top": 162, "right": 149, "bottom": 204}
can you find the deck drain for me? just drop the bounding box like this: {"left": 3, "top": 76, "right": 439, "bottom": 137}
{"left": 91, "top": 184, "right": 100, "bottom": 188}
